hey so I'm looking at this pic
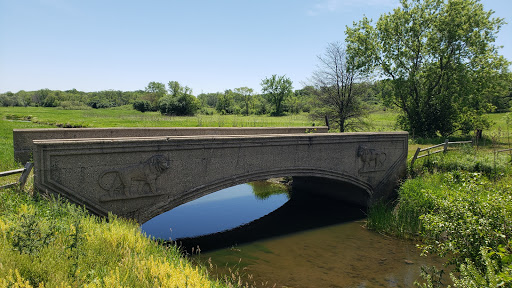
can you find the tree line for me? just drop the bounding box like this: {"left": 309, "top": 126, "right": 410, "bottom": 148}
{"left": 1, "top": 0, "right": 511, "bottom": 137}
{"left": 0, "top": 77, "right": 388, "bottom": 120}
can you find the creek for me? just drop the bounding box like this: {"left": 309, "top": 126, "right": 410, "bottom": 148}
{"left": 141, "top": 180, "right": 447, "bottom": 288}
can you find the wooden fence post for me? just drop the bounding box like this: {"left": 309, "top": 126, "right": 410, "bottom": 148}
{"left": 443, "top": 139, "right": 449, "bottom": 153}
{"left": 0, "top": 162, "right": 33, "bottom": 190}
{"left": 411, "top": 147, "right": 421, "bottom": 167}
{"left": 18, "top": 162, "right": 34, "bottom": 190}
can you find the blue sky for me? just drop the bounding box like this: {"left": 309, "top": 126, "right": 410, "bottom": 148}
{"left": 1, "top": 0, "right": 510, "bottom": 94}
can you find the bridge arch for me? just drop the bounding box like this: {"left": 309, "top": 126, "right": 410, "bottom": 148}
{"left": 144, "top": 167, "right": 375, "bottom": 224}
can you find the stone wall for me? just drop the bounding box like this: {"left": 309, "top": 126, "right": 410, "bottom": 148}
{"left": 33, "top": 132, "right": 408, "bottom": 223}
{"left": 14, "top": 126, "right": 327, "bottom": 163}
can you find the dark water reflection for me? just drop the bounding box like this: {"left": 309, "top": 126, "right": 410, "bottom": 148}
{"left": 142, "top": 181, "right": 447, "bottom": 287}
{"left": 141, "top": 182, "right": 289, "bottom": 240}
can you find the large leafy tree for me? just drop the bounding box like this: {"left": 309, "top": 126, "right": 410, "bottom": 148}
{"left": 143, "top": 81, "right": 167, "bottom": 110}
{"left": 311, "top": 42, "right": 368, "bottom": 132}
{"left": 346, "top": 0, "right": 509, "bottom": 137}
{"left": 215, "top": 89, "right": 235, "bottom": 114}
{"left": 158, "top": 81, "right": 199, "bottom": 116}
{"left": 261, "top": 75, "right": 293, "bottom": 116}
{"left": 234, "top": 87, "right": 254, "bottom": 116}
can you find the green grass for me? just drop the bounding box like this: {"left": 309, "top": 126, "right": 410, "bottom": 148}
{"left": 0, "top": 188, "right": 226, "bottom": 287}
{"left": 363, "top": 109, "right": 400, "bottom": 132}
{"left": 367, "top": 150, "right": 512, "bottom": 287}
{"left": 0, "top": 107, "right": 320, "bottom": 129}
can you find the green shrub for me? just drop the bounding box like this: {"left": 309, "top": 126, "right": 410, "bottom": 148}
{"left": 0, "top": 189, "right": 224, "bottom": 287}
{"left": 368, "top": 150, "right": 512, "bottom": 286}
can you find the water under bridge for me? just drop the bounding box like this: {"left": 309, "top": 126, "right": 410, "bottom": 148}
{"left": 23, "top": 128, "right": 408, "bottom": 223}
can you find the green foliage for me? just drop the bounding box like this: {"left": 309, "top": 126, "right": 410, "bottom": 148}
{"left": 156, "top": 81, "right": 200, "bottom": 116}
{"left": 132, "top": 99, "right": 152, "bottom": 113}
{"left": 367, "top": 150, "right": 512, "bottom": 286}
{"left": 261, "top": 74, "right": 293, "bottom": 116}
{"left": 0, "top": 88, "right": 142, "bottom": 110}
{"left": 0, "top": 189, "right": 224, "bottom": 287}
{"left": 7, "top": 212, "right": 57, "bottom": 255}
{"left": 346, "top": 0, "right": 510, "bottom": 138}
{"left": 233, "top": 87, "right": 254, "bottom": 116}
{"left": 159, "top": 93, "right": 200, "bottom": 116}
{"left": 450, "top": 247, "right": 511, "bottom": 287}
{"left": 215, "top": 90, "right": 235, "bottom": 114}
{"left": 0, "top": 92, "right": 26, "bottom": 107}
{"left": 249, "top": 180, "right": 290, "bottom": 200}
{"left": 198, "top": 92, "right": 220, "bottom": 108}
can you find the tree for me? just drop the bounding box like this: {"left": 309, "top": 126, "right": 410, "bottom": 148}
{"left": 158, "top": 94, "right": 199, "bottom": 116}
{"left": 133, "top": 100, "right": 152, "bottom": 112}
{"left": 158, "top": 81, "right": 199, "bottom": 116}
{"left": 144, "top": 81, "right": 166, "bottom": 109}
{"left": 234, "top": 87, "right": 254, "bottom": 115}
{"left": 311, "top": 42, "right": 368, "bottom": 132}
{"left": 346, "top": 0, "right": 510, "bottom": 137}
{"left": 261, "top": 75, "right": 293, "bottom": 116}
{"left": 215, "top": 90, "right": 235, "bottom": 114}
{"left": 167, "top": 81, "right": 192, "bottom": 97}
{"left": 197, "top": 92, "right": 220, "bottom": 108}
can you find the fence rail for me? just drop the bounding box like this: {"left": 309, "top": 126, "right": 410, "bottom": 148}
{"left": 0, "top": 162, "right": 33, "bottom": 190}
{"left": 410, "top": 139, "right": 472, "bottom": 166}
{"left": 496, "top": 148, "right": 512, "bottom": 154}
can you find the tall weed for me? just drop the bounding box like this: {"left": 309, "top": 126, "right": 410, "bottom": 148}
{"left": 0, "top": 188, "right": 224, "bottom": 287}
{"left": 368, "top": 150, "right": 512, "bottom": 286}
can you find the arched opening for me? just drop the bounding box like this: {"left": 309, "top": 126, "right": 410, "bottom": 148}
{"left": 141, "top": 180, "right": 291, "bottom": 241}
{"left": 141, "top": 172, "right": 373, "bottom": 252}
{"left": 292, "top": 176, "right": 372, "bottom": 208}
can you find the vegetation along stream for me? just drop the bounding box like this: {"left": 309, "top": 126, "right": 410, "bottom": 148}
{"left": 141, "top": 180, "right": 446, "bottom": 287}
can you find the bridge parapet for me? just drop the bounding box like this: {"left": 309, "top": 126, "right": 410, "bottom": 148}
{"left": 14, "top": 126, "right": 327, "bottom": 163}
{"left": 33, "top": 132, "right": 408, "bottom": 223}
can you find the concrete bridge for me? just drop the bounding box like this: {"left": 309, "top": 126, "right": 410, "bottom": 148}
{"left": 32, "top": 131, "right": 408, "bottom": 223}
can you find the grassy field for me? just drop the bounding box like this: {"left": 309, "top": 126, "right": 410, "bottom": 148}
{"left": 0, "top": 106, "right": 321, "bottom": 129}
{"left": 1, "top": 106, "right": 510, "bottom": 174}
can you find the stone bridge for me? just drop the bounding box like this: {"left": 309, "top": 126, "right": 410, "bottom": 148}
{"left": 33, "top": 131, "right": 408, "bottom": 223}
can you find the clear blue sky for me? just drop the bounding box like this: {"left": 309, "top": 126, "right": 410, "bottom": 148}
{"left": 1, "top": 0, "right": 510, "bottom": 94}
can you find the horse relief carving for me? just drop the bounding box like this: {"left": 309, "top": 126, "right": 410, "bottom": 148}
{"left": 98, "top": 155, "right": 169, "bottom": 200}
{"left": 357, "top": 145, "right": 387, "bottom": 172}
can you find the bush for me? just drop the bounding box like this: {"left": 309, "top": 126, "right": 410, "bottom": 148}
{"left": 132, "top": 100, "right": 152, "bottom": 112}
{"left": 367, "top": 150, "right": 512, "bottom": 287}
{"left": 0, "top": 189, "right": 223, "bottom": 287}
{"left": 158, "top": 94, "right": 200, "bottom": 116}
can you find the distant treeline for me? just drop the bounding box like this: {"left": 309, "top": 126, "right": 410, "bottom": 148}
{"left": 1, "top": 79, "right": 509, "bottom": 117}
{"left": 0, "top": 80, "right": 387, "bottom": 116}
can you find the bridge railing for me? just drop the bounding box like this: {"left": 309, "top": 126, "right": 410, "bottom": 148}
{"left": 0, "top": 162, "right": 33, "bottom": 190}
{"left": 410, "top": 139, "right": 473, "bottom": 166}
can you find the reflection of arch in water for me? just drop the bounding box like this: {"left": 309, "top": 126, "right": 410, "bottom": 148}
{"left": 143, "top": 167, "right": 373, "bottom": 225}
{"left": 174, "top": 183, "right": 368, "bottom": 253}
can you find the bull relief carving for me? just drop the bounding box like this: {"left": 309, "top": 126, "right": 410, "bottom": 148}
{"left": 98, "top": 155, "right": 169, "bottom": 202}
{"left": 357, "top": 145, "right": 387, "bottom": 173}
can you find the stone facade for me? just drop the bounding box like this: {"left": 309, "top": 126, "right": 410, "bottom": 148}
{"left": 14, "top": 126, "right": 328, "bottom": 163}
{"left": 33, "top": 132, "right": 408, "bottom": 223}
